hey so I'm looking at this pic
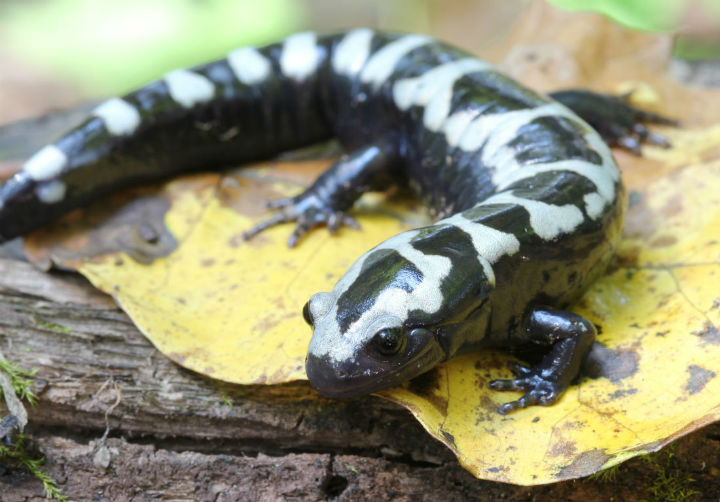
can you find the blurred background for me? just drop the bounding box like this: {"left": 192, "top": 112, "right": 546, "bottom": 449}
{"left": 0, "top": 0, "right": 718, "bottom": 126}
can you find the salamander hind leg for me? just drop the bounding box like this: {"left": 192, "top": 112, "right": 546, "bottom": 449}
{"left": 489, "top": 307, "right": 596, "bottom": 415}
{"left": 549, "top": 89, "right": 678, "bottom": 154}
{"left": 243, "top": 140, "right": 402, "bottom": 247}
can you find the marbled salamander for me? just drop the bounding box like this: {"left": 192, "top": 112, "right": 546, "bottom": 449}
{"left": 0, "top": 29, "right": 674, "bottom": 413}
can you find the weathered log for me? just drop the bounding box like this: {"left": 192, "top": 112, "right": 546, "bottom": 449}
{"left": 2, "top": 254, "right": 720, "bottom": 501}
{"left": 0, "top": 257, "right": 450, "bottom": 456}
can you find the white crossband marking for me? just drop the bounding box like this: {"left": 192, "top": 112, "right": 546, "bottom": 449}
{"left": 393, "top": 58, "right": 494, "bottom": 131}
{"left": 584, "top": 192, "right": 606, "bottom": 219}
{"left": 492, "top": 159, "right": 615, "bottom": 211}
{"left": 332, "top": 28, "right": 374, "bottom": 76}
{"left": 585, "top": 129, "right": 620, "bottom": 182}
{"left": 92, "top": 98, "right": 141, "bottom": 136}
{"left": 457, "top": 103, "right": 568, "bottom": 152}
{"left": 23, "top": 145, "right": 68, "bottom": 181}
{"left": 441, "top": 213, "right": 521, "bottom": 285}
{"left": 164, "top": 69, "right": 215, "bottom": 108}
{"left": 482, "top": 192, "right": 585, "bottom": 240}
{"left": 280, "top": 31, "right": 320, "bottom": 81}
{"left": 442, "top": 108, "right": 483, "bottom": 147}
{"left": 227, "top": 47, "right": 272, "bottom": 85}
{"left": 36, "top": 180, "right": 66, "bottom": 204}
{"left": 359, "top": 34, "right": 431, "bottom": 87}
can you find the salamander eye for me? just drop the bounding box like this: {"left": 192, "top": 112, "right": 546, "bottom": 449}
{"left": 302, "top": 301, "right": 313, "bottom": 326}
{"left": 370, "top": 327, "right": 406, "bottom": 357}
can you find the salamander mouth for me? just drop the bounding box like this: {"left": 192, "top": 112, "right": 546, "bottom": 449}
{"left": 305, "top": 333, "right": 445, "bottom": 398}
{"left": 305, "top": 353, "right": 392, "bottom": 398}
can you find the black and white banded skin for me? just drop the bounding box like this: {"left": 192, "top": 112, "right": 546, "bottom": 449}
{"left": 0, "top": 29, "right": 675, "bottom": 413}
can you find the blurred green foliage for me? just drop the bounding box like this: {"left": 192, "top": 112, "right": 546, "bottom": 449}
{"left": 0, "top": 0, "right": 717, "bottom": 98}
{"left": 674, "top": 36, "right": 720, "bottom": 59}
{"left": 547, "top": 0, "right": 719, "bottom": 32}
{"left": 547, "top": 0, "right": 685, "bottom": 31}
{"left": 0, "top": 0, "right": 303, "bottom": 95}
{"left": 548, "top": 0, "right": 720, "bottom": 58}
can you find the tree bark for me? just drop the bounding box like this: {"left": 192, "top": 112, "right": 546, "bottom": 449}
{"left": 1, "top": 253, "right": 720, "bottom": 502}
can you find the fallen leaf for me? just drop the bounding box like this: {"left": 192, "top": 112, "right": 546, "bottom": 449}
{"left": 26, "top": 161, "right": 431, "bottom": 384}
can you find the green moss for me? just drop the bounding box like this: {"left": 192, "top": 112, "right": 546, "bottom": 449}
{"left": 0, "top": 435, "right": 67, "bottom": 501}
{"left": 642, "top": 446, "right": 700, "bottom": 502}
{"left": 589, "top": 462, "right": 621, "bottom": 482}
{"left": 0, "top": 359, "right": 65, "bottom": 499}
{"left": 0, "top": 358, "right": 37, "bottom": 405}
{"left": 33, "top": 317, "right": 73, "bottom": 335}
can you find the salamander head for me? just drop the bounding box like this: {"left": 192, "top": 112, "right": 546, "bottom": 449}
{"left": 304, "top": 226, "right": 492, "bottom": 398}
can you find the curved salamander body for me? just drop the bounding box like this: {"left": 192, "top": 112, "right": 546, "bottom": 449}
{"left": 1, "top": 29, "right": 667, "bottom": 413}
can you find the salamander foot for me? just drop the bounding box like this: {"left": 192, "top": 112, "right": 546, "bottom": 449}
{"left": 490, "top": 362, "right": 564, "bottom": 415}
{"left": 489, "top": 307, "right": 596, "bottom": 414}
{"left": 550, "top": 89, "right": 679, "bottom": 154}
{"left": 243, "top": 192, "right": 360, "bottom": 248}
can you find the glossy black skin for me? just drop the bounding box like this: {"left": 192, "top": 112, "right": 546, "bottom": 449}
{"left": 242, "top": 139, "right": 403, "bottom": 247}
{"left": 0, "top": 39, "right": 336, "bottom": 241}
{"left": 549, "top": 90, "right": 679, "bottom": 153}
{"left": 307, "top": 326, "right": 446, "bottom": 399}
{"left": 0, "top": 31, "right": 672, "bottom": 412}
{"left": 489, "top": 307, "right": 596, "bottom": 414}
{"left": 303, "top": 182, "right": 625, "bottom": 408}
{"left": 1, "top": 34, "right": 655, "bottom": 243}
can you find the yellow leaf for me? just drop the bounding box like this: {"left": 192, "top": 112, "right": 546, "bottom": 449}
{"left": 25, "top": 161, "right": 431, "bottom": 384}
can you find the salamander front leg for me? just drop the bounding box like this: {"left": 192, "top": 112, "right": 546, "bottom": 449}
{"left": 549, "top": 89, "right": 678, "bottom": 154}
{"left": 243, "top": 141, "right": 401, "bottom": 247}
{"left": 489, "top": 307, "right": 595, "bottom": 414}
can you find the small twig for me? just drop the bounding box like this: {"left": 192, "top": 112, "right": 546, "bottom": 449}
{"left": 96, "top": 379, "right": 122, "bottom": 444}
